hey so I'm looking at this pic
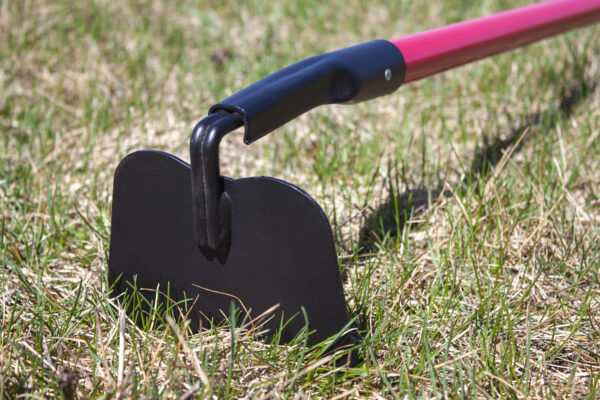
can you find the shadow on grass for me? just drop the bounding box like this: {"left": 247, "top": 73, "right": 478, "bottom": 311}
{"left": 357, "top": 70, "right": 598, "bottom": 254}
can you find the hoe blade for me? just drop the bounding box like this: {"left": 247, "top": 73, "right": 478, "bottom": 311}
{"left": 108, "top": 150, "right": 349, "bottom": 344}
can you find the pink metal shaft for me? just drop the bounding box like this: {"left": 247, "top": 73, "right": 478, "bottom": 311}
{"left": 390, "top": 0, "right": 600, "bottom": 83}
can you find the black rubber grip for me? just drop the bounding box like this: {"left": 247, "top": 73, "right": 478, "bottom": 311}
{"left": 209, "top": 39, "right": 406, "bottom": 144}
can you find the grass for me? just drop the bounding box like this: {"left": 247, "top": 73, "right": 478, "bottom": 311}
{"left": 1, "top": 0, "right": 599, "bottom": 398}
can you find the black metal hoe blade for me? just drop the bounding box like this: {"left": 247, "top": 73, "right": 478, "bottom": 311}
{"left": 109, "top": 148, "right": 352, "bottom": 344}
{"left": 108, "top": 1, "right": 600, "bottom": 348}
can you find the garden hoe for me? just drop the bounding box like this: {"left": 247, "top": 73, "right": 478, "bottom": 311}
{"left": 108, "top": 0, "right": 600, "bottom": 347}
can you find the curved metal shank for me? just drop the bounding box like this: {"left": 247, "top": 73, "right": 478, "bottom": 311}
{"left": 190, "top": 111, "right": 244, "bottom": 250}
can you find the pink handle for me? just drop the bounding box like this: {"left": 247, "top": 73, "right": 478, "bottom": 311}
{"left": 390, "top": 0, "right": 600, "bottom": 83}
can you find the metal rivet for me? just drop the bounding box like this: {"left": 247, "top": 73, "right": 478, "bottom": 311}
{"left": 385, "top": 69, "right": 392, "bottom": 81}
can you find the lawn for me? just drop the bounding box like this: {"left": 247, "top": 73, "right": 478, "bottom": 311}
{"left": 1, "top": 0, "right": 599, "bottom": 398}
